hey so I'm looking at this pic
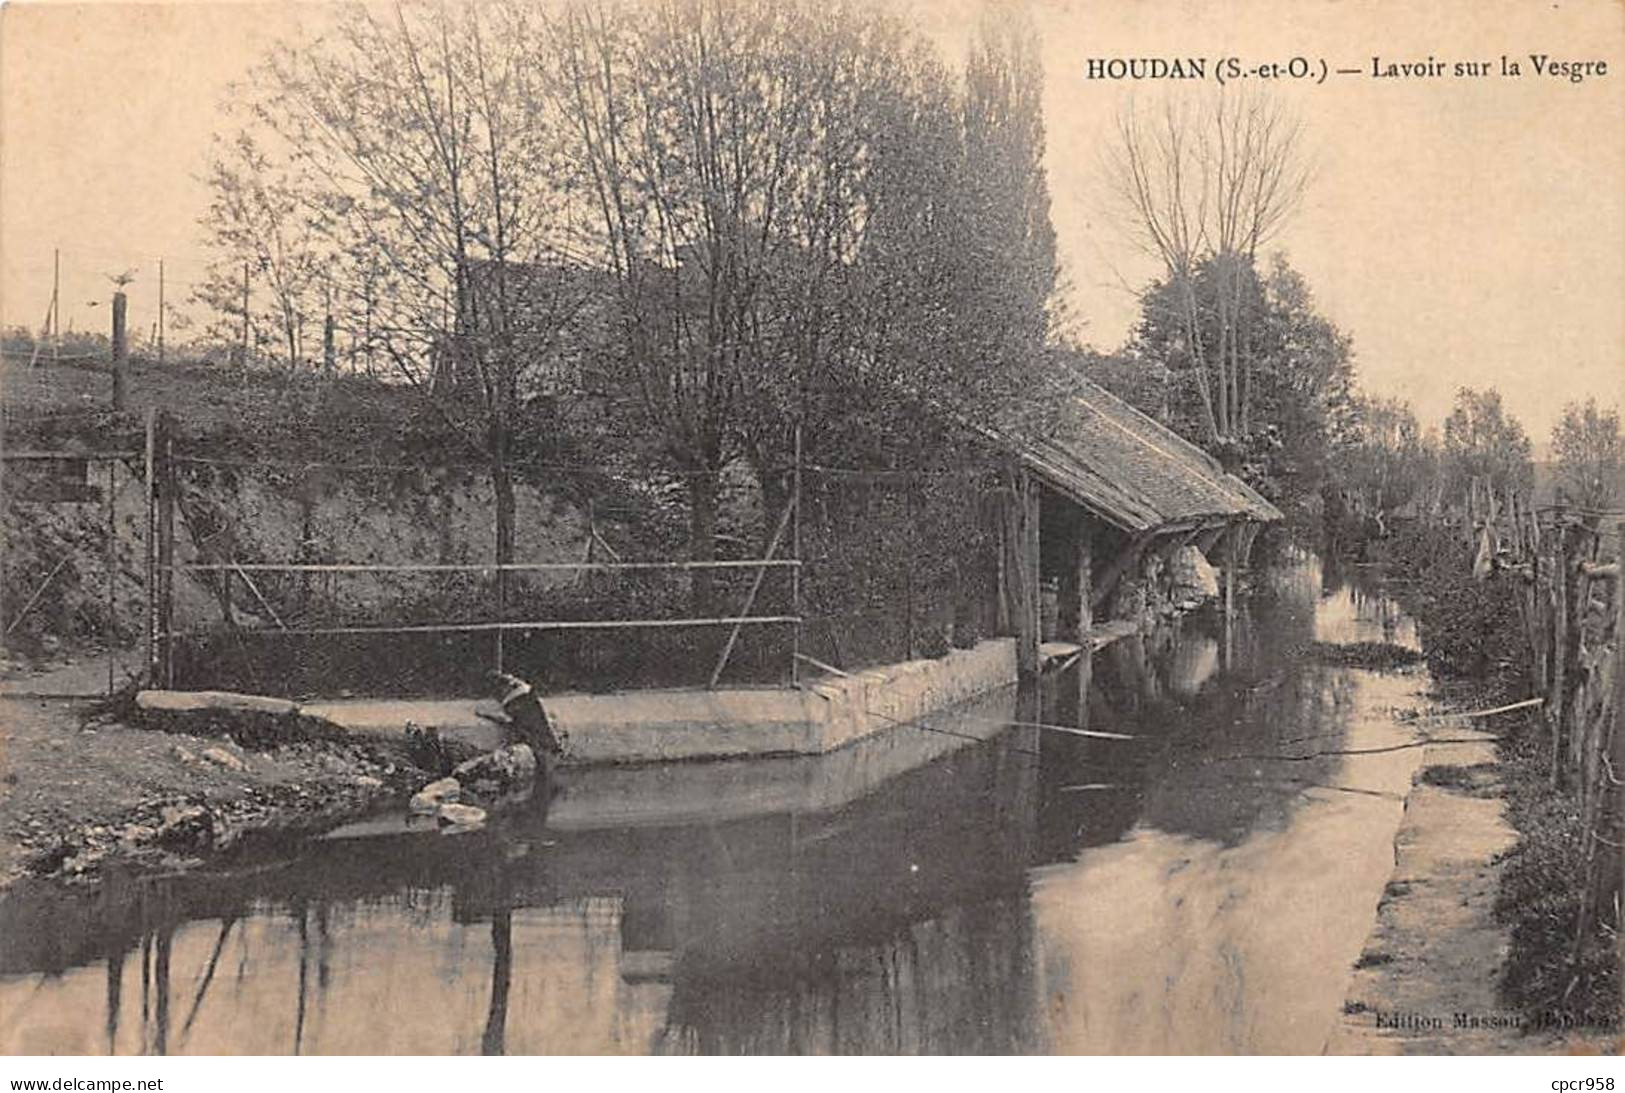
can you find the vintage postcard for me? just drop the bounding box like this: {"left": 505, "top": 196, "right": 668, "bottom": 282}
{"left": 0, "top": 0, "right": 1620, "bottom": 1065}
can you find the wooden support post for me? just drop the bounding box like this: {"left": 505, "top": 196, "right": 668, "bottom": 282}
{"left": 1224, "top": 523, "right": 1237, "bottom": 615}
{"left": 1078, "top": 524, "right": 1093, "bottom": 639}
{"left": 105, "top": 458, "right": 116, "bottom": 695}
{"left": 144, "top": 411, "right": 157, "bottom": 683}
{"left": 1001, "top": 468, "right": 1040, "bottom": 677}
{"left": 708, "top": 489, "right": 796, "bottom": 689}
{"left": 995, "top": 504, "right": 1009, "bottom": 637}
{"left": 111, "top": 291, "right": 128, "bottom": 411}
{"left": 1531, "top": 515, "right": 1546, "bottom": 682}
{"left": 1075, "top": 639, "right": 1093, "bottom": 733}
{"left": 493, "top": 510, "right": 504, "bottom": 677}
{"left": 157, "top": 414, "right": 176, "bottom": 688}
{"left": 1059, "top": 509, "right": 1092, "bottom": 643}
{"left": 1224, "top": 522, "right": 1238, "bottom": 666}
{"left": 1022, "top": 473, "right": 1040, "bottom": 673}
{"left": 1570, "top": 527, "right": 1599, "bottom": 773}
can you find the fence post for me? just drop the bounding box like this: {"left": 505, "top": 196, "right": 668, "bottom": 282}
{"left": 1551, "top": 516, "right": 1569, "bottom": 789}
{"left": 1604, "top": 522, "right": 1625, "bottom": 944}
{"left": 144, "top": 410, "right": 157, "bottom": 684}
{"left": 1570, "top": 526, "right": 1599, "bottom": 773}
{"left": 157, "top": 413, "right": 176, "bottom": 688}
{"left": 904, "top": 471, "right": 915, "bottom": 658}
{"left": 105, "top": 457, "right": 116, "bottom": 696}
{"left": 791, "top": 423, "right": 802, "bottom": 687}
{"left": 709, "top": 490, "right": 796, "bottom": 689}
{"left": 494, "top": 516, "right": 504, "bottom": 678}
{"left": 0, "top": 378, "right": 7, "bottom": 645}
{"left": 1575, "top": 520, "right": 1625, "bottom": 970}
{"left": 111, "top": 291, "right": 128, "bottom": 411}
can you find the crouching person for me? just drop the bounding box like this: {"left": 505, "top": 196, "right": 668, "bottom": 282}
{"left": 493, "top": 671, "right": 567, "bottom": 765}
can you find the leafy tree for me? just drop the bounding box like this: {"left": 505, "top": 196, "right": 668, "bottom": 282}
{"left": 1127, "top": 251, "right": 1353, "bottom": 520}
{"left": 1551, "top": 397, "right": 1622, "bottom": 511}
{"left": 1060, "top": 339, "right": 1169, "bottom": 421}
{"left": 544, "top": 0, "right": 1057, "bottom": 607}
{"left": 1340, "top": 395, "right": 1434, "bottom": 517}
{"left": 1248, "top": 257, "right": 1357, "bottom": 501}
{"left": 1441, "top": 386, "right": 1534, "bottom": 506}
{"left": 958, "top": 17, "right": 1056, "bottom": 390}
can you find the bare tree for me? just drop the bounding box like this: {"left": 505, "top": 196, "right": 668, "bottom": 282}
{"left": 1105, "top": 89, "right": 1311, "bottom": 450}
{"left": 197, "top": 132, "right": 324, "bottom": 372}
{"left": 223, "top": 0, "right": 579, "bottom": 602}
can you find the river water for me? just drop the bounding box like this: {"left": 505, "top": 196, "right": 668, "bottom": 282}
{"left": 0, "top": 553, "right": 1431, "bottom": 1055}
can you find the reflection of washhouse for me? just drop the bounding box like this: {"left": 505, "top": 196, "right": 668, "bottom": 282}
{"left": 0, "top": 701, "right": 1043, "bottom": 1056}
{"left": 1029, "top": 557, "right": 1361, "bottom": 860}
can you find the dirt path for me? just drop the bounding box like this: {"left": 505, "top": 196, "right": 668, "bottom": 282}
{"left": 0, "top": 650, "right": 142, "bottom": 698}
{"left": 1325, "top": 729, "right": 1577, "bottom": 1054}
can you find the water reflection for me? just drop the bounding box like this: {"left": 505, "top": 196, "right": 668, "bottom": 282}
{"left": 1, "top": 554, "right": 1428, "bottom": 1055}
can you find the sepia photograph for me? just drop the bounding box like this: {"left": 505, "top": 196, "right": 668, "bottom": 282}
{"left": 0, "top": 0, "right": 1621, "bottom": 1065}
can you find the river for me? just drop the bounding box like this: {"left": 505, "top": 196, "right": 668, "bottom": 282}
{"left": 0, "top": 552, "right": 1432, "bottom": 1055}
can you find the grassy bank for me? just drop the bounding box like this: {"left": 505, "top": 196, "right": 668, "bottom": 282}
{"left": 1494, "top": 708, "right": 1619, "bottom": 1029}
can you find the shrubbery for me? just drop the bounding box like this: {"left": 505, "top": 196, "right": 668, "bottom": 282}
{"left": 1385, "top": 523, "right": 1529, "bottom": 691}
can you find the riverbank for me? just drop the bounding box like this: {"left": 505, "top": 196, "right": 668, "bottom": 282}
{"left": 0, "top": 691, "right": 423, "bottom": 893}
{"left": 0, "top": 637, "right": 1025, "bottom": 892}
{"left": 1329, "top": 676, "right": 1619, "bottom": 1054}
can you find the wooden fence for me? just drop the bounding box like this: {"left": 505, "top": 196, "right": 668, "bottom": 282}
{"left": 1481, "top": 487, "right": 1623, "bottom": 965}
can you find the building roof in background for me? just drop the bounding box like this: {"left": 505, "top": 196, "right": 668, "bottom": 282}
{"left": 992, "top": 372, "right": 1284, "bottom": 533}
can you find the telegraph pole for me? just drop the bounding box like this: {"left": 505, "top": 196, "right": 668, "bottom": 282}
{"left": 51, "top": 248, "right": 60, "bottom": 362}
{"left": 240, "top": 260, "right": 251, "bottom": 368}
{"left": 157, "top": 258, "right": 165, "bottom": 366}
{"left": 322, "top": 275, "right": 335, "bottom": 375}
{"left": 111, "top": 290, "right": 128, "bottom": 410}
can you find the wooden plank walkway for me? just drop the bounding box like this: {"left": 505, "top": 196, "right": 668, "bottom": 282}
{"left": 1039, "top": 620, "right": 1141, "bottom": 668}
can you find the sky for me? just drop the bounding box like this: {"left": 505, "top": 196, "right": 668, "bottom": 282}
{"left": 2, "top": 0, "right": 1622, "bottom": 447}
